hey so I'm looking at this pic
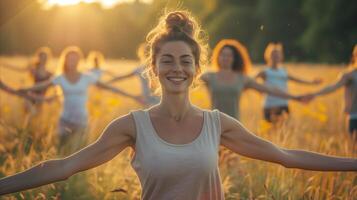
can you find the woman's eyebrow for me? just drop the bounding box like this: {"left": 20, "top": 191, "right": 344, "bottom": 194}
{"left": 180, "top": 54, "right": 193, "bottom": 58}
{"left": 161, "top": 54, "right": 173, "bottom": 58}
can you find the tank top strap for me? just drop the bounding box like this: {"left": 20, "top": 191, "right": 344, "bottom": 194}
{"left": 130, "top": 109, "right": 158, "bottom": 148}
{"left": 204, "top": 109, "right": 222, "bottom": 148}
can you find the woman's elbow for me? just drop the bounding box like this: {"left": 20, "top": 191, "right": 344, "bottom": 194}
{"left": 277, "top": 149, "right": 296, "bottom": 169}
{"left": 43, "top": 159, "right": 73, "bottom": 181}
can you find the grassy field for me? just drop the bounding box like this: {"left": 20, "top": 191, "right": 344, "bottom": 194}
{"left": 0, "top": 57, "right": 356, "bottom": 199}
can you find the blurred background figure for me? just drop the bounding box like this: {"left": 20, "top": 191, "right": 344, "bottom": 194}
{"left": 106, "top": 43, "right": 160, "bottom": 107}
{"left": 255, "top": 43, "right": 322, "bottom": 123}
{"left": 201, "top": 39, "right": 301, "bottom": 120}
{"left": 86, "top": 50, "right": 116, "bottom": 80}
{"left": 16, "top": 46, "right": 143, "bottom": 153}
{"left": 303, "top": 44, "right": 357, "bottom": 140}
{"left": 0, "top": 47, "right": 54, "bottom": 115}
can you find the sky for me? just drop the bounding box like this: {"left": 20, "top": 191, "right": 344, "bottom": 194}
{"left": 39, "top": 0, "right": 152, "bottom": 9}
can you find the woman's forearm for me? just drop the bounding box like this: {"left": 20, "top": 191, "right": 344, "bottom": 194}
{"left": 267, "top": 87, "right": 295, "bottom": 99}
{"left": 246, "top": 79, "right": 295, "bottom": 100}
{"left": 96, "top": 82, "right": 135, "bottom": 99}
{"left": 19, "top": 81, "right": 52, "bottom": 92}
{"left": 283, "top": 149, "right": 357, "bottom": 171}
{"left": 0, "top": 159, "right": 70, "bottom": 196}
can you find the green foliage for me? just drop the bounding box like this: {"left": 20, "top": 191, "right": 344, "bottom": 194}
{"left": 0, "top": 0, "right": 356, "bottom": 63}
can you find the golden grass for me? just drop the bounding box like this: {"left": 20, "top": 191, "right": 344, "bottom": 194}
{"left": 0, "top": 57, "right": 356, "bottom": 199}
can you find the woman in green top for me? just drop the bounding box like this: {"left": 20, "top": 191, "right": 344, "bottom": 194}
{"left": 201, "top": 39, "right": 301, "bottom": 119}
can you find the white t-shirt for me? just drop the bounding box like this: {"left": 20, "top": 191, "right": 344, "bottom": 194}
{"left": 263, "top": 67, "right": 289, "bottom": 108}
{"left": 52, "top": 73, "right": 98, "bottom": 125}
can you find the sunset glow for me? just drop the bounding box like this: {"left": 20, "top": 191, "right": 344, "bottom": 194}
{"left": 41, "top": 0, "right": 151, "bottom": 9}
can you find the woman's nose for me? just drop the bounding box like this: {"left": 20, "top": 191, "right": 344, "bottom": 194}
{"left": 171, "top": 61, "right": 183, "bottom": 71}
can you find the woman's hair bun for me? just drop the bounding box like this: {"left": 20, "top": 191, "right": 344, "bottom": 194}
{"left": 165, "top": 11, "right": 194, "bottom": 37}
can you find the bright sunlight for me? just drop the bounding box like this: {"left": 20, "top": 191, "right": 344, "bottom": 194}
{"left": 40, "top": 0, "right": 151, "bottom": 9}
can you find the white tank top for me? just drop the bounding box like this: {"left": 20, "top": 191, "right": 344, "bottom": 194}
{"left": 130, "top": 109, "right": 224, "bottom": 200}
{"left": 263, "top": 68, "right": 289, "bottom": 108}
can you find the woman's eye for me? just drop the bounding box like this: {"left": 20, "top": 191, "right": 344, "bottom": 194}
{"left": 161, "top": 60, "right": 172, "bottom": 64}
{"left": 182, "top": 60, "right": 192, "bottom": 65}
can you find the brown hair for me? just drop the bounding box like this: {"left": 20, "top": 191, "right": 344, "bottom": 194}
{"left": 57, "top": 46, "right": 84, "bottom": 76}
{"left": 87, "top": 50, "right": 105, "bottom": 69}
{"left": 350, "top": 44, "right": 357, "bottom": 68}
{"left": 144, "top": 10, "right": 208, "bottom": 94}
{"left": 211, "top": 39, "right": 251, "bottom": 74}
{"left": 264, "top": 42, "right": 284, "bottom": 66}
{"left": 31, "top": 47, "right": 52, "bottom": 69}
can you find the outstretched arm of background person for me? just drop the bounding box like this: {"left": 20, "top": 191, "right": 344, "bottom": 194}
{"left": 302, "top": 73, "right": 351, "bottom": 99}
{"left": 220, "top": 112, "right": 357, "bottom": 171}
{"left": 0, "top": 62, "right": 30, "bottom": 72}
{"left": 0, "top": 80, "right": 40, "bottom": 101}
{"left": 17, "top": 80, "right": 53, "bottom": 93}
{"left": 244, "top": 77, "right": 299, "bottom": 100}
{"left": 106, "top": 70, "right": 136, "bottom": 84}
{"left": 96, "top": 81, "right": 144, "bottom": 104}
{"left": 25, "top": 93, "right": 59, "bottom": 103}
{"left": 0, "top": 114, "right": 135, "bottom": 196}
{"left": 199, "top": 72, "right": 213, "bottom": 85}
{"left": 288, "top": 74, "right": 322, "bottom": 85}
{"left": 254, "top": 70, "right": 266, "bottom": 81}
{"left": 101, "top": 69, "right": 118, "bottom": 78}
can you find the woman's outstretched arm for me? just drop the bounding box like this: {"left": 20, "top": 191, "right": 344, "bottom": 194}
{"left": 288, "top": 74, "right": 322, "bottom": 85}
{"left": 0, "top": 114, "right": 136, "bottom": 196}
{"left": 0, "top": 62, "right": 30, "bottom": 72}
{"left": 17, "top": 80, "right": 53, "bottom": 93}
{"left": 244, "top": 77, "right": 299, "bottom": 100}
{"left": 96, "top": 81, "right": 144, "bottom": 104}
{"left": 106, "top": 70, "right": 136, "bottom": 84}
{"left": 220, "top": 112, "right": 357, "bottom": 171}
{"left": 309, "top": 72, "right": 351, "bottom": 96}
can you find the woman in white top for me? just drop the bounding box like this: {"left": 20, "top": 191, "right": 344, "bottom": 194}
{"left": 86, "top": 50, "right": 116, "bottom": 80}
{"left": 106, "top": 43, "right": 160, "bottom": 107}
{"left": 255, "top": 43, "right": 322, "bottom": 123}
{"left": 18, "top": 46, "right": 143, "bottom": 146}
{"left": 0, "top": 11, "right": 356, "bottom": 199}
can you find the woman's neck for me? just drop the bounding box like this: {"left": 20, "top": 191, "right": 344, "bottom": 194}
{"left": 157, "top": 91, "right": 193, "bottom": 121}
{"left": 64, "top": 70, "right": 80, "bottom": 77}
{"left": 271, "top": 63, "right": 279, "bottom": 69}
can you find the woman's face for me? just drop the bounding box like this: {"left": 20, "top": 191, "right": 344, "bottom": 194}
{"left": 38, "top": 52, "right": 48, "bottom": 65}
{"left": 218, "top": 47, "right": 234, "bottom": 70}
{"left": 270, "top": 49, "right": 283, "bottom": 65}
{"left": 65, "top": 52, "right": 80, "bottom": 72}
{"left": 155, "top": 41, "right": 197, "bottom": 94}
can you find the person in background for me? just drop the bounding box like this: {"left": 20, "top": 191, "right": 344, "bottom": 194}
{"left": 106, "top": 43, "right": 160, "bottom": 107}
{"left": 0, "top": 47, "right": 54, "bottom": 114}
{"left": 17, "top": 46, "right": 143, "bottom": 148}
{"left": 86, "top": 50, "right": 116, "bottom": 80}
{"left": 255, "top": 43, "right": 322, "bottom": 123}
{"left": 303, "top": 44, "right": 357, "bottom": 139}
{"left": 201, "top": 39, "right": 303, "bottom": 120}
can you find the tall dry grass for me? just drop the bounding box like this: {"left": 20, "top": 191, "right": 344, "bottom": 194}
{"left": 0, "top": 57, "right": 356, "bottom": 199}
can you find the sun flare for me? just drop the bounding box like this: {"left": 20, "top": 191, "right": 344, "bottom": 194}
{"left": 40, "top": 0, "right": 150, "bottom": 9}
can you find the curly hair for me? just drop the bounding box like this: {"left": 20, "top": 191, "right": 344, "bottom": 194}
{"left": 211, "top": 39, "right": 252, "bottom": 74}
{"left": 143, "top": 10, "right": 208, "bottom": 94}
